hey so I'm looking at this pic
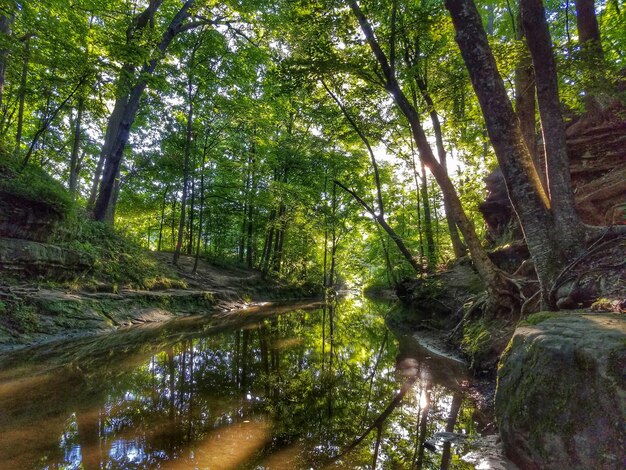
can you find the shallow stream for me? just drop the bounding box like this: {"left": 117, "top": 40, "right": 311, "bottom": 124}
{"left": 0, "top": 296, "right": 505, "bottom": 469}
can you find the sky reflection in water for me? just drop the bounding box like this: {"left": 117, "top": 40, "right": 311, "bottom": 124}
{"left": 0, "top": 296, "right": 489, "bottom": 469}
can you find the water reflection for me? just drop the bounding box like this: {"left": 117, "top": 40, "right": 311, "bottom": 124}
{"left": 0, "top": 296, "right": 491, "bottom": 469}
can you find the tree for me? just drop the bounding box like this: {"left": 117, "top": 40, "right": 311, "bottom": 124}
{"left": 444, "top": 0, "right": 604, "bottom": 307}
{"left": 92, "top": 0, "right": 199, "bottom": 221}
{"left": 322, "top": 79, "right": 421, "bottom": 274}
{"left": 573, "top": 0, "right": 606, "bottom": 113}
{"left": 347, "top": 0, "right": 514, "bottom": 310}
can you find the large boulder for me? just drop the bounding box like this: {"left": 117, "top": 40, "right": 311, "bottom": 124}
{"left": 495, "top": 313, "right": 626, "bottom": 469}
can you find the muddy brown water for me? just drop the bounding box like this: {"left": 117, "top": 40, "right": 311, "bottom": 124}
{"left": 0, "top": 296, "right": 506, "bottom": 469}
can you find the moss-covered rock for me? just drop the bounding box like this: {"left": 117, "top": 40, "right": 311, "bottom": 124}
{"left": 0, "top": 237, "right": 93, "bottom": 278}
{"left": 495, "top": 312, "right": 626, "bottom": 469}
{"left": 0, "top": 157, "right": 72, "bottom": 242}
{"left": 0, "top": 288, "right": 223, "bottom": 348}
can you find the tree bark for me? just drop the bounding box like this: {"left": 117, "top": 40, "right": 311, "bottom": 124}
{"left": 415, "top": 77, "right": 466, "bottom": 259}
{"left": 87, "top": 152, "right": 105, "bottom": 211}
{"left": 514, "top": 11, "right": 540, "bottom": 171}
{"left": 521, "top": 0, "right": 586, "bottom": 253}
{"left": 157, "top": 184, "right": 169, "bottom": 252}
{"left": 246, "top": 140, "right": 256, "bottom": 268}
{"left": 0, "top": 13, "right": 13, "bottom": 109}
{"left": 69, "top": 97, "right": 84, "bottom": 196}
{"left": 445, "top": 0, "right": 586, "bottom": 306}
{"left": 573, "top": 0, "right": 605, "bottom": 113}
{"left": 173, "top": 81, "right": 194, "bottom": 266}
{"left": 193, "top": 148, "right": 207, "bottom": 274}
{"left": 420, "top": 162, "right": 437, "bottom": 271}
{"left": 261, "top": 209, "right": 276, "bottom": 273}
{"left": 14, "top": 37, "right": 29, "bottom": 158}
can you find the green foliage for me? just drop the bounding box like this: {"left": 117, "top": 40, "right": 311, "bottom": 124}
{"left": 1, "top": 0, "right": 622, "bottom": 299}
{"left": 520, "top": 311, "right": 562, "bottom": 327}
{"left": 2, "top": 303, "right": 41, "bottom": 334}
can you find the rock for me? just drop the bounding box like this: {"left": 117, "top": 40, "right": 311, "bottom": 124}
{"left": 396, "top": 259, "right": 484, "bottom": 320}
{"left": 495, "top": 313, "right": 626, "bottom": 469}
{"left": 0, "top": 190, "right": 64, "bottom": 242}
{"left": 479, "top": 169, "right": 520, "bottom": 244}
{"left": 479, "top": 112, "right": 626, "bottom": 242}
{"left": 0, "top": 237, "right": 93, "bottom": 279}
{"left": 487, "top": 241, "right": 530, "bottom": 274}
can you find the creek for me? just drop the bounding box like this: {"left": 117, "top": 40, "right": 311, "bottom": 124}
{"left": 0, "top": 295, "right": 504, "bottom": 469}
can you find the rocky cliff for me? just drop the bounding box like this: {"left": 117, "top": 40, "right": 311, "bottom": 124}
{"left": 480, "top": 114, "right": 626, "bottom": 242}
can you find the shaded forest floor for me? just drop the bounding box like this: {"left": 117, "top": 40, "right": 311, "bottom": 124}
{"left": 0, "top": 252, "right": 321, "bottom": 351}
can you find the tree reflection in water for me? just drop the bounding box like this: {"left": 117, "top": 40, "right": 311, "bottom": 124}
{"left": 0, "top": 296, "right": 489, "bottom": 469}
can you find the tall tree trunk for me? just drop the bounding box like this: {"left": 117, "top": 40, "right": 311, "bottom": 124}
{"left": 239, "top": 200, "right": 247, "bottom": 263}
{"left": 246, "top": 141, "right": 256, "bottom": 268}
{"left": 514, "top": 11, "right": 540, "bottom": 173}
{"left": 521, "top": 0, "right": 586, "bottom": 252}
{"left": 69, "top": 97, "right": 84, "bottom": 196}
{"left": 246, "top": 202, "right": 254, "bottom": 268}
{"left": 93, "top": 0, "right": 195, "bottom": 221}
{"left": 272, "top": 203, "right": 286, "bottom": 273}
{"left": 415, "top": 77, "right": 466, "bottom": 259}
{"left": 171, "top": 197, "right": 177, "bottom": 249}
{"left": 173, "top": 85, "right": 193, "bottom": 266}
{"left": 14, "top": 37, "right": 29, "bottom": 158}
{"left": 573, "top": 0, "right": 605, "bottom": 113}
{"left": 187, "top": 172, "right": 195, "bottom": 255}
{"left": 157, "top": 185, "right": 169, "bottom": 252}
{"left": 329, "top": 183, "right": 338, "bottom": 287}
{"left": 105, "top": 175, "right": 120, "bottom": 223}
{"left": 445, "top": 0, "right": 587, "bottom": 306}
{"left": 239, "top": 155, "right": 251, "bottom": 263}
{"left": 87, "top": 152, "right": 105, "bottom": 211}
{"left": 420, "top": 162, "right": 437, "bottom": 271}
{"left": 410, "top": 147, "right": 425, "bottom": 269}
{"left": 0, "top": 13, "right": 13, "bottom": 109}
{"left": 193, "top": 149, "right": 207, "bottom": 274}
{"left": 261, "top": 209, "right": 276, "bottom": 273}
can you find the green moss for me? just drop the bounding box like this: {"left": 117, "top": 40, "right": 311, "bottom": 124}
{"left": 5, "top": 303, "right": 41, "bottom": 333}
{"left": 519, "top": 311, "right": 561, "bottom": 326}
{"left": 460, "top": 318, "right": 492, "bottom": 368}
{"left": 56, "top": 217, "right": 183, "bottom": 290}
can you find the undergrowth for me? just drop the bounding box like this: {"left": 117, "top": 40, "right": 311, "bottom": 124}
{"left": 56, "top": 215, "right": 185, "bottom": 290}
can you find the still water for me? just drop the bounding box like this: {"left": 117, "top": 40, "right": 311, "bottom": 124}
{"left": 0, "top": 296, "right": 496, "bottom": 469}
